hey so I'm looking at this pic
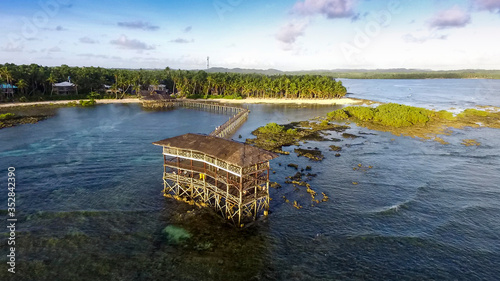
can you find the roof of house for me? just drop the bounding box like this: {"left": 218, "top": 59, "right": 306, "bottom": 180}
{"left": 53, "top": 81, "right": 75, "bottom": 87}
{"left": 141, "top": 91, "right": 173, "bottom": 100}
{"left": 153, "top": 133, "right": 278, "bottom": 167}
{"left": 1, "top": 84, "right": 17, "bottom": 89}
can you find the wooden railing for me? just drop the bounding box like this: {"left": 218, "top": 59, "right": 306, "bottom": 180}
{"left": 209, "top": 108, "right": 249, "bottom": 138}
{"left": 143, "top": 99, "right": 249, "bottom": 139}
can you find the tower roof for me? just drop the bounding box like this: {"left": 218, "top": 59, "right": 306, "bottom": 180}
{"left": 153, "top": 133, "right": 277, "bottom": 167}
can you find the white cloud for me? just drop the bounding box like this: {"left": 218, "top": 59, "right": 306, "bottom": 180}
{"left": 170, "top": 38, "right": 193, "bottom": 44}
{"left": 429, "top": 6, "right": 471, "bottom": 29}
{"left": 78, "top": 53, "right": 109, "bottom": 59}
{"left": 403, "top": 33, "right": 448, "bottom": 44}
{"left": 117, "top": 21, "right": 159, "bottom": 31}
{"left": 1, "top": 44, "right": 24, "bottom": 52}
{"left": 276, "top": 20, "right": 309, "bottom": 50}
{"left": 292, "top": 0, "right": 356, "bottom": 19}
{"left": 79, "top": 36, "right": 98, "bottom": 44}
{"left": 474, "top": 0, "right": 500, "bottom": 12}
{"left": 110, "top": 35, "right": 155, "bottom": 50}
{"left": 48, "top": 46, "right": 61, "bottom": 52}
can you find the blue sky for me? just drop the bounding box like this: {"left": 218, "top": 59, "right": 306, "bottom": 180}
{"left": 1, "top": 0, "right": 499, "bottom": 70}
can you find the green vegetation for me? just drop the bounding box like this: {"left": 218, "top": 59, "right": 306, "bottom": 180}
{"left": 79, "top": 100, "right": 96, "bottom": 106}
{"left": 457, "top": 108, "right": 490, "bottom": 117}
{"left": 78, "top": 92, "right": 99, "bottom": 107}
{"left": 247, "top": 121, "right": 349, "bottom": 153}
{"left": 0, "top": 114, "right": 50, "bottom": 129}
{"left": 329, "top": 103, "right": 434, "bottom": 128}
{"left": 0, "top": 113, "right": 15, "bottom": 120}
{"left": 327, "top": 104, "right": 500, "bottom": 141}
{"left": 0, "top": 63, "right": 347, "bottom": 103}
{"left": 258, "top": 123, "right": 298, "bottom": 135}
{"left": 288, "top": 69, "right": 500, "bottom": 79}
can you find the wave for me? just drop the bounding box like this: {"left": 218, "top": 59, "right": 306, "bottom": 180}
{"left": 371, "top": 199, "right": 414, "bottom": 215}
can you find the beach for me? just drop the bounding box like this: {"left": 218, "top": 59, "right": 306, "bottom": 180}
{"left": 210, "top": 97, "right": 364, "bottom": 105}
{"left": 0, "top": 97, "right": 363, "bottom": 109}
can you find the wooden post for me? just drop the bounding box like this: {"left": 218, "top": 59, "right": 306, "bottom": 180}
{"left": 226, "top": 170, "right": 230, "bottom": 220}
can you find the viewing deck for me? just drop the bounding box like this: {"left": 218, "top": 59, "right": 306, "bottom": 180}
{"left": 153, "top": 134, "right": 278, "bottom": 226}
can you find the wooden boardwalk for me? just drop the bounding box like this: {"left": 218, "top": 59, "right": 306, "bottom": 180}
{"left": 143, "top": 99, "right": 249, "bottom": 139}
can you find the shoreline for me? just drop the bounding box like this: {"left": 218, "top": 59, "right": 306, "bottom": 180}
{"left": 209, "top": 97, "right": 364, "bottom": 105}
{"left": 0, "top": 97, "right": 365, "bottom": 109}
{"left": 0, "top": 98, "right": 141, "bottom": 108}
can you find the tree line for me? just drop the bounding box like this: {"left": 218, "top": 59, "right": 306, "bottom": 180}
{"left": 0, "top": 63, "right": 347, "bottom": 101}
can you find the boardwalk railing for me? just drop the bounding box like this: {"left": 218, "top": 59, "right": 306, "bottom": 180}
{"left": 142, "top": 99, "right": 249, "bottom": 139}
{"left": 209, "top": 108, "right": 249, "bottom": 138}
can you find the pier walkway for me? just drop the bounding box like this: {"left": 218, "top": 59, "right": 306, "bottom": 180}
{"left": 142, "top": 98, "right": 249, "bottom": 139}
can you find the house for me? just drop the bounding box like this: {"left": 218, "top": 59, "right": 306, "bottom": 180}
{"left": 1, "top": 84, "right": 17, "bottom": 99}
{"left": 53, "top": 81, "right": 77, "bottom": 95}
{"left": 148, "top": 84, "right": 166, "bottom": 92}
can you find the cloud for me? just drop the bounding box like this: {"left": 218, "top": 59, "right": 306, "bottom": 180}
{"left": 184, "top": 26, "right": 192, "bottom": 33}
{"left": 276, "top": 21, "right": 309, "bottom": 44}
{"left": 429, "top": 6, "right": 471, "bottom": 29}
{"left": 292, "top": 0, "right": 356, "bottom": 19}
{"left": 110, "top": 35, "right": 155, "bottom": 50}
{"left": 79, "top": 36, "right": 98, "bottom": 44}
{"left": 170, "top": 38, "right": 193, "bottom": 43}
{"left": 42, "top": 25, "right": 67, "bottom": 31}
{"left": 78, "top": 53, "right": 109, "bottom": 59}
{"left": 403, "top": 33, "right": 448, "bottom": 43}
{"left": 1, "top": 44, "right": 24, "bottom": 52}
{"left": 48, "top": 46, "right": 61, "bottom": 52}
{"left": 117, "top": 21, "right": 159, "bottom": 31}
{"left": 474, "top": 0, "right": 500, "bottom": 12}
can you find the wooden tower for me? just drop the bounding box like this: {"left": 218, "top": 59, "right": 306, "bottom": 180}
{"left": 153, "top": 134, "right": 278, "bottom": 226}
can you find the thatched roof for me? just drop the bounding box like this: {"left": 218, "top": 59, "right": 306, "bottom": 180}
{"left": 153, "top": 133, "right": 278, "bottom": 167}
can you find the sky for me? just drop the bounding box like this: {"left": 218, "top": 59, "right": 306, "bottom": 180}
{"left": 1, "top": 0, "right": 499, "bottom": 71}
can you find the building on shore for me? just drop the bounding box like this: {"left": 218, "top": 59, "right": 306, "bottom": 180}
{"left": 53, "top": 81, "right": 77, "bottom": 95}
{"left": 153, "top": 133, "right": 278, "bottom": 226}
{"left": 1, "top": 84, "right": 17, "bottom": 99}
{"left": 148, "top": 84, "right": 166, "bottom": 92}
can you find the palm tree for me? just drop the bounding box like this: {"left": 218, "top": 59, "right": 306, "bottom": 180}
{"left": 151, "top": 78, "right": 159, "bottom": 91}
{"left": 0, "top": 67, "right": 13, "bottom": 86}
{"left": 16, "top": 79, "right": 27, "bottom": 96}
{"left": 0, "top": 67, "right": 14, "bottom": 98}
{"left": 47, "top": 73, "right": 56, "bottom": 96}
{"left": 132, "top": 83, "right": 141, "bottom": 97}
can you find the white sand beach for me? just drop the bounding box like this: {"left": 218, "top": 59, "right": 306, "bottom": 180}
{"left": 209, "top": 97, "right": 364, "bottom": 105}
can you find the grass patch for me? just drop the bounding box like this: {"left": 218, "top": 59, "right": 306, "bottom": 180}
{"left": 0, "top": 113, "right": 15, "bottom": 120}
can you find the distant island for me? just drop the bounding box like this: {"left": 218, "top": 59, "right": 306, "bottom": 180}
{"left": 205, "top": 67, "right": 500, "bottom": 79}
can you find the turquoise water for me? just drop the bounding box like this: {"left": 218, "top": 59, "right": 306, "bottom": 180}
{"left": 1, "top": 80, "right": 500, "bottom": 280}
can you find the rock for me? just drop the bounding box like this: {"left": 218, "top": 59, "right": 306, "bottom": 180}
{"left": 329, "top": 145, "right": 342, "bottom": 152}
